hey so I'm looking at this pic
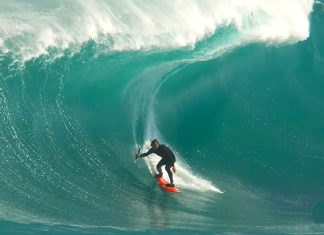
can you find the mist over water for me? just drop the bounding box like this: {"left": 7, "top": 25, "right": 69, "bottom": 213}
{"left": 1, "top": 0, "right": 324, "bottom": 234}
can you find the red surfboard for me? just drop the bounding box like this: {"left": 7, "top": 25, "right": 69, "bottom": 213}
{"left": 157, "top": 177, "right": 180, "bottom": 193}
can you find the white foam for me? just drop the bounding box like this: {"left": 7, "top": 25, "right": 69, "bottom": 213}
{"left": 0, "top": 0, "right": 314, "bottom": 61}
{"left": 141, "top": 141, "right": 223, "bottom": 193}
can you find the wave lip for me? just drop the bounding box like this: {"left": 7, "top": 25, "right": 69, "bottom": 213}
{"left": 0, "top": 0, "right": 314, "bottom": 61}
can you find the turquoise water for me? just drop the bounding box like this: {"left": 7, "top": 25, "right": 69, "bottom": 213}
{"left": 1, "top": 1, "right": 324, "bottom": 234}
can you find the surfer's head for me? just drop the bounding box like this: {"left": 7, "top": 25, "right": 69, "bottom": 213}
{"left": 151, "top": 139, "right": 159, "bottom": 150}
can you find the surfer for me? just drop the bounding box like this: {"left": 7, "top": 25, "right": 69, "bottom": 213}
{"left": 136, "top": 139, "right": 176, "bottom": 188}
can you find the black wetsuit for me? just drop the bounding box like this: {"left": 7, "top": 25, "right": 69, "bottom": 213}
{"left": 140, "top": 145, "right": 176, "bottom": 184}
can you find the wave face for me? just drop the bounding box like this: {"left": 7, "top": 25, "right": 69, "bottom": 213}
{"left": 1, "top": 0, "right": 324, "bottom": 233}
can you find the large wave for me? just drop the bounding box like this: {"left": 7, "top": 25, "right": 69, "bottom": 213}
{"left": 0, "top": 1, "right": 322, "bottom": 233}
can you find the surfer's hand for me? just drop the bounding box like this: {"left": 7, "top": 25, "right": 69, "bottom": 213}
{"left": 172, "top": 165, "right": 176, "bottom": 173}
{"left": 135, "top": 148, "right": 141, "bottom": 160}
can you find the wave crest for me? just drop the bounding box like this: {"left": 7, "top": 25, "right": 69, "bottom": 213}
{"left": 0, "top": 0, "right": 314, "bottom": 61}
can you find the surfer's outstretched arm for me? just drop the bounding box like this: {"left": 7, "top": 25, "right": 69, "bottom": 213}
{"left": 136, "top": 148, "right": 153, "bottom": 159}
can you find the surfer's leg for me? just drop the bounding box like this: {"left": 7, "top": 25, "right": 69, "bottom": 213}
{"left": 155, "top": 160, "right": 164, "bottom": 178}
{"left": 165, "top": 164, "right": 173, "bottom": 184}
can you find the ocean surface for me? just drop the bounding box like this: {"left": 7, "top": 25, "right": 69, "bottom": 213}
{"left": 1, "top": 0, "right": 324, "bottom": 234}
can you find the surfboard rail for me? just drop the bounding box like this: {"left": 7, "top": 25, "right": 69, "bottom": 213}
{"left": 157, "top": 177, "right": 180, "bottom": 193}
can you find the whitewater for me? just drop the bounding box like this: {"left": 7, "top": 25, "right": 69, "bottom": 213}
{"left": 1, "top": 0, "right": 324, "bottom": 234}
